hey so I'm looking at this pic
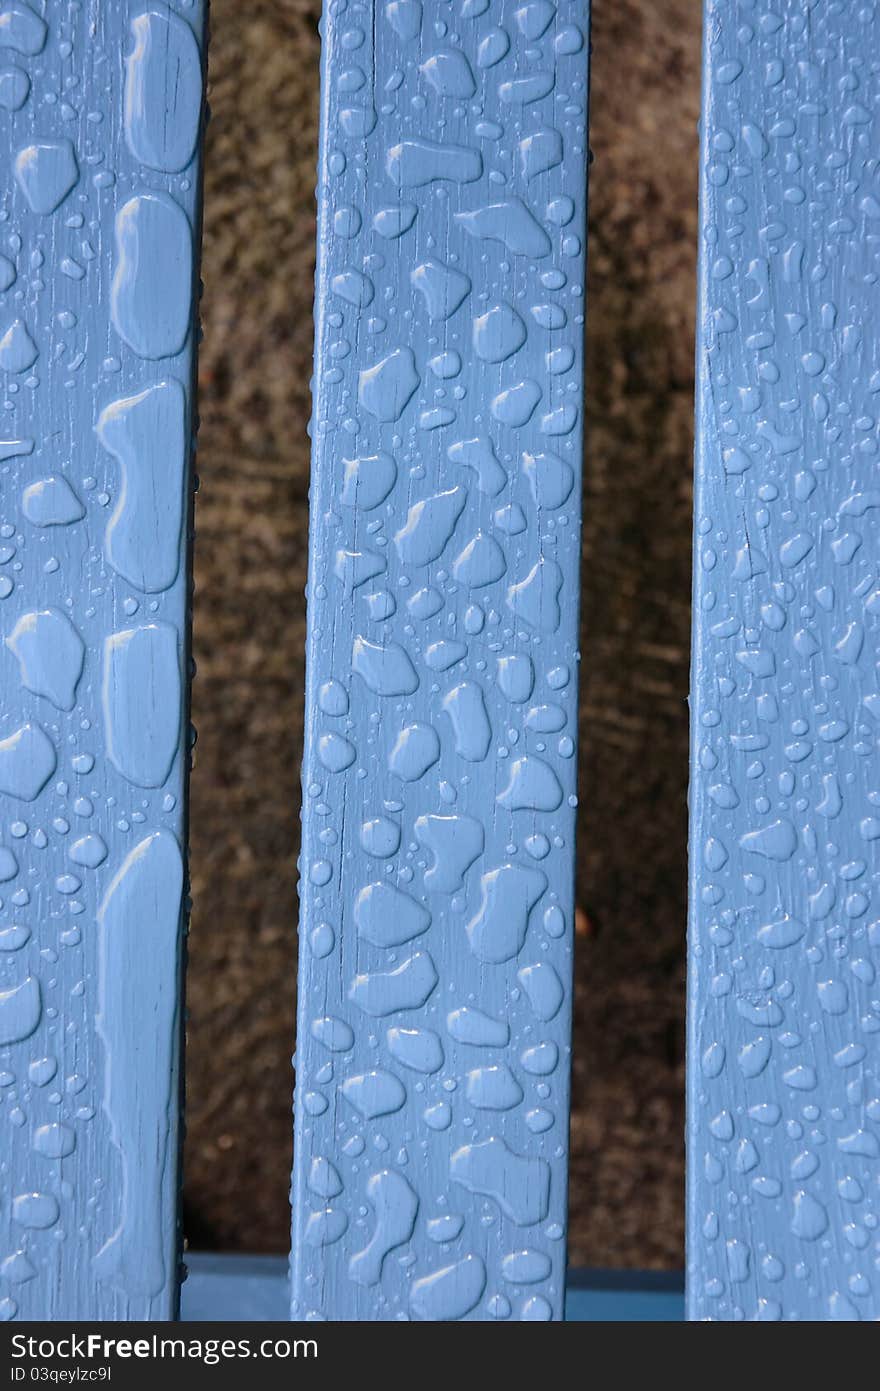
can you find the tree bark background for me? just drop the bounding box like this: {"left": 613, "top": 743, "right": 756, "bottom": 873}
{"left": 186, "top": 0, "right": 700, "bottom": 1268}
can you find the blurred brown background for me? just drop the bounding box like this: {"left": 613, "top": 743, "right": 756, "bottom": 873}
{"left": 185, "top": 0, "right": 701, "bottom": 1268}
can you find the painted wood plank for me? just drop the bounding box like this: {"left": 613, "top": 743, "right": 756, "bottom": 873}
{"left": 182, "top": 1256, "right": 685, "bottom": 1323}
{"left": 688, "top": 0, "right": 880, "bottom": 1322}
{"left": 0, "top": 1, "right": 206, "bottom": 1320}
{"left": 292, "top": 0, "right": 590, "bottom": 1322}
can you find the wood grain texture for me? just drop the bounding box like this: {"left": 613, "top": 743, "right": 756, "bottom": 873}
{"left": 0, "top": 0, "right": 206, "bottom": 1320}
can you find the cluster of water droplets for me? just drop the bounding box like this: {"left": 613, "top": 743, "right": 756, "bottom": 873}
{"left": 293, "top": 0, "right": 588, "bottom": 1322}
{"left": 0, "top": 1, "right": 204, "bottom": 1319}
{"left": 690, "top": 0, "right": 880, "bottom": 1323}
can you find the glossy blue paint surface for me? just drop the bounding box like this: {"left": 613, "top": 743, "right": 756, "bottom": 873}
{"left": 689, "top": 0, "right": 880, "bottom": 1322}
{"left": 183, "top": 1256, "right": 684, "bottom": 1323}
{"left": 0, "top": 1, "right": 205, "bottom": 1320}
{"left": 293, "top": 0, "right": 589, "bottom": 1322}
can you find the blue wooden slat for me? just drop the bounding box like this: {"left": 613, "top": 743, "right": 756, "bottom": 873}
{"left": 182, "top": 1256, "right": 684, "bottom": 1322}
{"left": 0, "top": 1, "right": 205, "bottom": 1320}
{"left": 689, "top": 0, "right": 880, "bottom": 1321}
{"left": 293, "top": 0, "right": 590, "bottom": 1321}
